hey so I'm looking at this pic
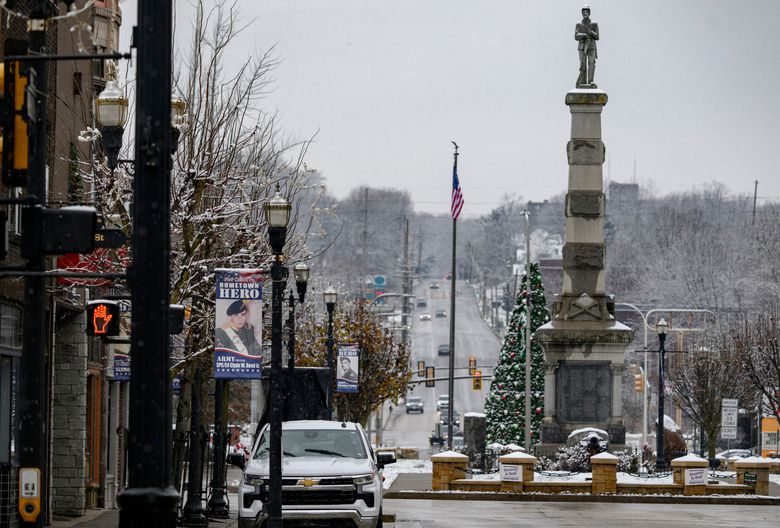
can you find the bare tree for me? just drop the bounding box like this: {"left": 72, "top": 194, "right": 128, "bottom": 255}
{"left": 732, "top": 310, "right": 780, "bottom": 429}
{"left": 85, "top": 0, "right": 328, "bottom": 487}
{"left": 667, "top": 331, "right": 753, "bottom": 459}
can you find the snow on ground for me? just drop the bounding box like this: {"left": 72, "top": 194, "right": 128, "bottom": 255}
{"left": 381, "top": 459, "right": 431, "bottom": 489}
{"left": 383, "top": 460, "right": 753, "bottom": 490}
{"left": 770, "top": 473, "right": 780, "bottom": 485}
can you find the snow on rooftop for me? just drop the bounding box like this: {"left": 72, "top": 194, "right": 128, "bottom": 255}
{"left": 591, "top": 452, "right": 618, "bottom": 460}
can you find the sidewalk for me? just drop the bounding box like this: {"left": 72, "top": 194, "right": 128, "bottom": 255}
{"left": 49, "top": 509, "right": 238, "bottom": 527}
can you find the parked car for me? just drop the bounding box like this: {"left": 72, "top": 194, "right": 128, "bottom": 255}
{"left": 430, "top": 282, "right": 439, "bottom": 289}
{"left": 715, "top": 449, "right": 752, "bottom": 460}
{"left": 419, "top": 313, "right": 431, "bottom": 321}
{"left": 231, "top": 420, "right": 395, "bottom": 528}
{"left": 405, "top": 396, "right": 424, "bottom": 414}
{"left": 437, "top": 344, "right": 449, "bottom": 356}
{"left": 435, "top": 309, "right": 447, "bottom": 318}
{"left": 436, "top": 394, "right": 449, "bottom": 412}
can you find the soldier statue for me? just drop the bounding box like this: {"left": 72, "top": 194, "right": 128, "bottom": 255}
{"left": 575, "top": 5, "right": 599, "bottom": 88}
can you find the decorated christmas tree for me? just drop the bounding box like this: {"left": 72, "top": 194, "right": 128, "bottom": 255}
{"left": 485, "top": 262, "right": 550, "bottom": 445}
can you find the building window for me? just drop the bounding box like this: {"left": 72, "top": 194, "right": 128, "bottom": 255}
{"left": 0, "top": 357, "right": 16, "bottom": 464}
{"left": 0, "top": 304, "right": 22, "bottom": 351}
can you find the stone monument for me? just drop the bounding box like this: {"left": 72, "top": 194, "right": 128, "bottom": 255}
{"left": 534, "top": 8, "right": 633, "bottom": 453}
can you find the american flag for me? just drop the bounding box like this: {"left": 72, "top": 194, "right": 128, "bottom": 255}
{"left": 451, "top": 156, "right": 464, "bottom": 220}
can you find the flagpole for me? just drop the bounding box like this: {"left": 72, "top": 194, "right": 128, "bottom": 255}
{"left": 447, "top": 142, "right": 459, "bottom": 450}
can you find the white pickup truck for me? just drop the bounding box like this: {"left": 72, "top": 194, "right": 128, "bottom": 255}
{"left": 231, "top": 419, "right": 395, "bottom": 528}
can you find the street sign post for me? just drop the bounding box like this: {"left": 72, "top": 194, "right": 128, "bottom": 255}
{"left": 721, "top": 398, "right": 738, "bottom": 440}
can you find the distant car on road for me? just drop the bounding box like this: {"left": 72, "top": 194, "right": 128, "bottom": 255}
{"left": 438, "top": 410, "right": 460, "bottom": 427}
{"left": 437, "top": 344, "right": 449, "bottom": 356}
{"left": 416, "top": 299, "right": 427, "bottom": 308}
{"left": 405, "top": 396, "right": 424, "bottom": 414}
{"left": 436, "top": 394, "right": 449, "bottom": 412}
{"left": 430, "top": 282, "right": 439, "bottom": 289}
{"left": 419, "top": 313, "right": 431, "bottom": 321}
{"left": 435, "top": 309, "right": 447, "bottom": 318}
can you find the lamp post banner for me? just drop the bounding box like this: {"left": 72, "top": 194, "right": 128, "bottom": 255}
{"left": 114, "top": 353, "right": 131, "bottom": 381}
{"left": 336, "top": 343, "right": 360, "bottom": 393}
{"left": 214, "top": 268, "right": 265, "bottom": 379}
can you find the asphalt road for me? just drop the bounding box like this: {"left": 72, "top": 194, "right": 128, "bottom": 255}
{"left": 384, "top": 499, "right": 779, "bottom": 527}
{"left": 380, "top": 280, "right": 501, "bottom": 454}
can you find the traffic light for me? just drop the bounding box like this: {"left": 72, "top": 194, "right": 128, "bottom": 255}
{"left": 634, "top": 373, "right": 644, "bottom": 392}
{"left": 425, "top": 366, "right": 435, "bottom": 387}
{"left": 417, "top": 360, "right": 425, "bottom": 377}
{"left": 472, "top": 369, "right": 482, "bottom": 391}
{"left": 468, "top": 356, "right": 477, "bottom": 376}
{"left": 86, "top": 300, "right": 121, "bottom": 336}
{"left": 1, "top": 39, "right": 31, "bottom": 188}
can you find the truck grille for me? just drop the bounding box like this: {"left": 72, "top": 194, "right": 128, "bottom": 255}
{"left": 245, "top": 481, "right": 367, "bottom": 508}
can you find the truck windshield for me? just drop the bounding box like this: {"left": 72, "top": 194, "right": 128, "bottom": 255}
{"left": 254, "top": 429, "right": 368, "bottom": 460}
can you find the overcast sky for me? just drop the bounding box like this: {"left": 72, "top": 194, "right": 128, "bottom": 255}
{"left": 121, "top": 1, "right": 780, "bottom": 217}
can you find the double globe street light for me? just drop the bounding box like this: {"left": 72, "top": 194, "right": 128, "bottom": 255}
{"left": 96, "top": 67, "right": 187, "bottom": 169}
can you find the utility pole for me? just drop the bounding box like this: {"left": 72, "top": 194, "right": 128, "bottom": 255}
{"left": 522, "top": 211, "right": 532, "bottom": 452}
{"left": 401, "top": 218, "right": 410, "bottom": 348}
{"left": 17, "top": 3, "right": 50, "bottom": 526}
{"left": 117, "top": 0, "right": 178, "bottom": 525}
{"left": 752, "top": 180, "right": 758, "bottom": 226}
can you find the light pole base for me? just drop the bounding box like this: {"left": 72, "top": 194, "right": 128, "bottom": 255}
{"left": 207, "top": 487, "right": 230, "bottom": 519}
{"left": 118, "top": 486, "right": 179, "bottom": 528}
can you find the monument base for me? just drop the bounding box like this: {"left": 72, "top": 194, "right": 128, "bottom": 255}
{"left": 536, "top": 319, "right": 633, "bottom": 452}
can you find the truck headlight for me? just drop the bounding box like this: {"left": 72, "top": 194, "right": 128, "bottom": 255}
{"left": 244, "top": 474, "right": 266, "bottom": 486}
{"left": 352, "top": 474, "right": 373, "bottom": 486}
{"left": 353, "top": 474, "right": 377, "bottom": 492}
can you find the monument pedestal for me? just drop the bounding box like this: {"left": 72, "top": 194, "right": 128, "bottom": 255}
{"left": 535, "top": 88, "right": 633, "bottom": 450}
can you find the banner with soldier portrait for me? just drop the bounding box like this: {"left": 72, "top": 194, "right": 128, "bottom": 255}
{"left": 336, "top": 343, "right": 359, "bottom": 393}
{"left": 214, "top": 269, "right": 264, "bottom": 379}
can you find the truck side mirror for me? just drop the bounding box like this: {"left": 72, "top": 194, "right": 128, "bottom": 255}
{"left": 226, "top": 452, "right": 246, "bottom": 470}
{"left": 376, "top": 452, "right": 396, "bottom": 469}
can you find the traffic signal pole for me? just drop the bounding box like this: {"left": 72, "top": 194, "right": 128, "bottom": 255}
{"left": 117, "top": 0, "right": 178, "bottom": 525}
{"left": 17, "top": 4, "right": 49, "bottom": 526}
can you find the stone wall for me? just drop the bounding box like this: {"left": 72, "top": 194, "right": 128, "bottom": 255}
{"left": 51, "top": 314, "right": 87, "bottom": 516}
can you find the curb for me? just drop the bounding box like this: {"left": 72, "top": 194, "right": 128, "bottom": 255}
{"left": 384, "top": 490, "right": 780, "bottom": 505}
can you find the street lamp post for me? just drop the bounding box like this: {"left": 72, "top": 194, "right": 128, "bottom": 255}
{"left": 656, "top": 318, "right": 668, "bottom": 472}
{"left": 324, "top": 286, "right": 338, "bottom": 420}
{"left": 264, "top": 187, "right": 291, "bottom": 528}
{"left": 287, "top": 263, "right": 310, "bottom": 371}
{"left": 181, "top": 368, "right": 206, "bottom": 527}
